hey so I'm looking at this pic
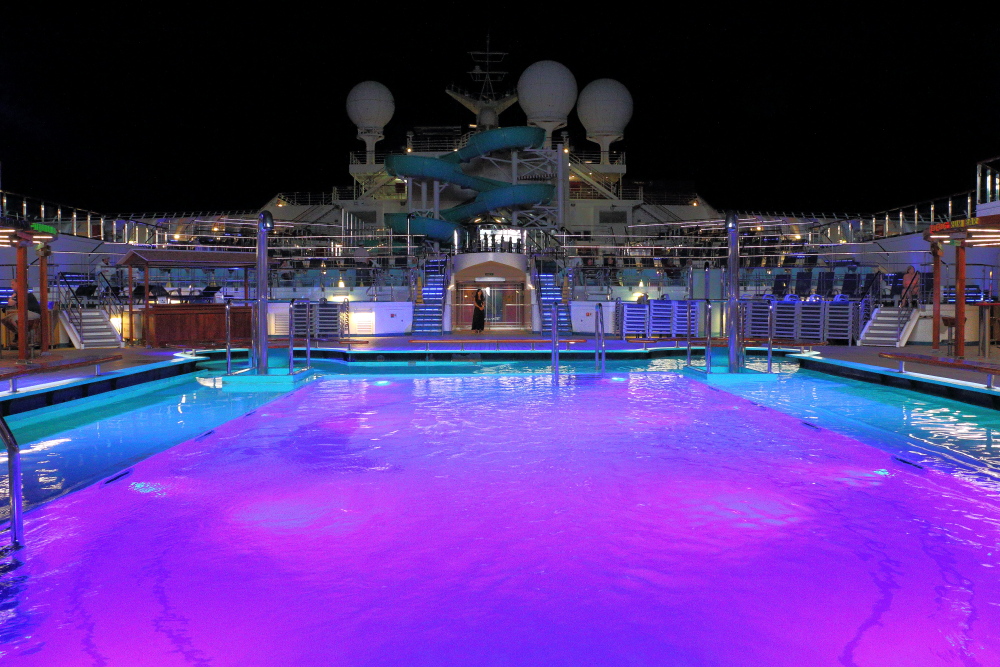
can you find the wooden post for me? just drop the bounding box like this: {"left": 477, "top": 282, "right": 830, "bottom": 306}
{"left": 39, "top": 245, "right": 50, "bottom": 353}
{"left": 128, "top": 265, "right": 134, "bottom": 344}
{"left": 931, "top": 242, "right": 941, "bottom": 350}
{"left": 16, "top": 243, "right": 28, "bottom": 360}
{"left": 956, "top": 241, "right": 966, "bottom": 359}
{"left": 243, "top": 268, "right": 249, "bottom": 300}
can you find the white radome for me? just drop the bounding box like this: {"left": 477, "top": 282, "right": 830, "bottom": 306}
{"left": 577, "top": 79, "right": 633, "bottom": 138}
{"left": 346, "top": 81, "right": 394, "bottom": 129}
{"left": 517, "top": 61, "right": 578, "bottom": 124}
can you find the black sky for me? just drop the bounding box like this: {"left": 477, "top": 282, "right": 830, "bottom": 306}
{"left": 1, "top": 5, "right": 997, "bottom": 215}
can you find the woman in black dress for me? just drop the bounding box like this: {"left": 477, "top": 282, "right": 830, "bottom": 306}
{"left": 471, "top": 288, "right": 486, "bottom": 333}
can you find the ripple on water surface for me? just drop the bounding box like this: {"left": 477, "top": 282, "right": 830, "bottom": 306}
{"left": 1, "top": 372, "right": 999, "bottom": 666}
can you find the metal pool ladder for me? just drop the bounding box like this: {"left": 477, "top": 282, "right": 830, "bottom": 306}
{"left": 551, "top": 303, "right": 559, "bottom": 378}
{"left": 1, "top": 415, "right": 25, "bottom": 548}
{"left": 595, "top": 302, "right": 606, "bottom": 373}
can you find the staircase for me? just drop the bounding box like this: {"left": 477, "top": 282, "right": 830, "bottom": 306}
{"left": 59, "top": 309, "right": 123, "bottom": 349}
{"left": 859, "top": 306, "right": 917, "bottom": 347}
{"left": 537, "top": 273, "right": 571, "bottom": 335}
{"left": 412, "top": 259, "right": 446, "bottom": 334}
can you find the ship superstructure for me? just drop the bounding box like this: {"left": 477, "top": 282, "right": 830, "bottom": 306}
{"left": 1, "top": 49, "right": 999, "bottom": 347}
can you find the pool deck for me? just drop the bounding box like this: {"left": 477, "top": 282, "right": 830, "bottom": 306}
{"left": 2, "top": 338, "right": 999, "bottom": 399}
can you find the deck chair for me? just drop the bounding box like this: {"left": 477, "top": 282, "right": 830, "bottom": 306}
{"left": 794, "top": 271, "right": 813, "bottom": 297}
{"left": 771, "top": 274, "right": 791, "bottom": 297}
{"left": 840, "top": 272, "right": 860, "bottom": 297}
{"left": 816, "top": 271, "right": 836, "bottom": 297}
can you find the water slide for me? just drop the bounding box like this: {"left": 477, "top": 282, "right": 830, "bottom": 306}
{"left": 384, "top": 126, "right": 555, "bottom": 242}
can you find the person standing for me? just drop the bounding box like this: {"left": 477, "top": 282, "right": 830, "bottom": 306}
{"left": 471, "top": 288, "right": 486, "bottom": 333}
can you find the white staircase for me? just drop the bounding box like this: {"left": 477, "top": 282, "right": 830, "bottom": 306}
{"left": 59, "top": 309, "right": 124, "bottom": 349}
{"left": 859, "top": 307, "right": 918, "bottom": 347}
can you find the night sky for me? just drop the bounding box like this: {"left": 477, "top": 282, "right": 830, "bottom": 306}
{"left": 1, "top": 6, "right": 997, "bottom": 216}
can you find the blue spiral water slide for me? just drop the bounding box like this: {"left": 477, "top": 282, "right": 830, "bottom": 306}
{"left": 384, "top": 126, "right": 555, "bottom": 242}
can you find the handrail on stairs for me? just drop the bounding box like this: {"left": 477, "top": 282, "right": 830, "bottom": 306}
{"left": 57, "top": 273, "right": 86, "bottom": 335}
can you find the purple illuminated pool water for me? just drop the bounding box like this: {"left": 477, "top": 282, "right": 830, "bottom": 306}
{"left": 2, "top": 373, "right": 999, "bottom": 665}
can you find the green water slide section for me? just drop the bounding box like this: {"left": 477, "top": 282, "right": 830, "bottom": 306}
{"left": 384, "top": 126, "right": 554, "bottom": 242}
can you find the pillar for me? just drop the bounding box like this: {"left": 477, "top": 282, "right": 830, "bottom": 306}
{"left": 955, "top": 242, "right": 966, "bottom": 358}
{"left": 931, "top": 242, "right": 941, "bottom": 351}
{"left": 15, "top": 243, "right": 28, "bottom": 360}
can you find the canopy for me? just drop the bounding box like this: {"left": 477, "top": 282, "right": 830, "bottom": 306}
{"left": 116, "top": 249, "right": 263, "bottom": 269}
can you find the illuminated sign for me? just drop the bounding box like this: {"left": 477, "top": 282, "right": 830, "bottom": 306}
{"left": 929, "top": 217, "right": 978, "bottom": 233}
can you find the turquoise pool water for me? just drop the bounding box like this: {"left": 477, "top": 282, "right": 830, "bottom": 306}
{"left": 0, "top": 375, "right": 285, "bottom": 514}
{"left": 3, "top": 358, "right": 1000, "bottom": 521}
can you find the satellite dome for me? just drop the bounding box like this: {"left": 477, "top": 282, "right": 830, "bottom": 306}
{"left": 517, "top": 61, "right": 577, "bottom": 125}
{"left": 346, "top": 81, "right": 394, "bottom": 130}
{"left": 577, "top": 79, "right": 633, "bottom": 138}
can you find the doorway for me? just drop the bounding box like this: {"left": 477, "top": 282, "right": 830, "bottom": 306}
{"left": 455, "top": 282, "right": 526, "bottom": 331}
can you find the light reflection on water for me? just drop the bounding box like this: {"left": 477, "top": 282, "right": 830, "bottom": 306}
{"left": 0, "top": 375, "right": 283, "bottom": 513}
{"left": 715, "top": 370, "right": 1000, "bottom": 486}
{"left": 1, "top": 372, "right": 998, "bottom": 664}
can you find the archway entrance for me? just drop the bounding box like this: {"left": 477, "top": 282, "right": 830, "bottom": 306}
{"left": 454, "top": 281, "right": 526, "bottom": 331}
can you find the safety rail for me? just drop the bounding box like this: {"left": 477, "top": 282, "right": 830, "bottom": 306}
{"left": 879, "top": 352, "right": 1000, "bottom": 389}
{"left": 1, "top": 415, "right": 24, "bottom": 548}
{"left": 287, "top": 300, "right": 314, "bottom": 372}
{"left": 704, "top": 300, "right": 713, "bottom": 373}
{"left": 551, "top": 303, "right": 559, "bottom": 377}
{"left": 57, "top": 272, "right": 87, "bottom": 335}
{"left": 595, "top": 302, "right": 607, "bottom": 373}
{"left": 767, "top": 300, "right": 775, "bottom": 372}
{"left": 95, "top": 272, "right": 126, "bottom": 326}
{"left": 224, "top": 299, "right": 258, "bottom": 374}
{"left": 0, "top": 353, "right": 123, "bottom": 394}
{"left": 409, "top": 339, "right": 584, "bottom": 352}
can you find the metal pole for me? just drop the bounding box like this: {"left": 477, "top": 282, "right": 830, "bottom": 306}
{"left": 595, "top": 302, "right": 606, "bottom": 373}
{"left": 257, "top": 211, "right": 273, "bottom": 375}
{"left": 725, "top": 212, "right": 740, "bottom": 373}
{"left": 551, "top": 303, "right": 559, "bottom": 377}
{"left": 288, "top": 299, "right": 296, "bottom": 373}
{"left": 767, "top": 300, "right": 775, "bottom": 373}
{"left": 305, "top": 302, "right": 312, "bottom": 367}
{"left": 956, "top": 241, "right": 967, "bottom": 358}
{"left": 1, "top": 415, "right": 25, "bottom": 548}
{"left": 225, "top": 300, "right": 232, "bottom": 374}
{"left": 932, "top": 242, "right": 941, "bottom": 350}
{"left": 249, "top": 302, "right": 257, "bottom": 369}
{"left": 704, "top": 300, "right": 713, "bottom": 373}
{"left": 686, "top": 301, "right": 693, "bottom": 366}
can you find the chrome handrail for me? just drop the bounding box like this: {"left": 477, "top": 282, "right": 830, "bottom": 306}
{"left": 1, "top": 414, "right": 25, "bottom": 548}
{"left": 222, "top": 298, "right": 258, "bottom": 373}
{"left": 704, "top": 300, "right": 713, "bottom": 374}
{"left": 551, "top": 303, "right": 559, "bottom": 378}
{"left": 288, "top": 299, "right": 296, "bottom": 373}
{"left": 57, "top": 273, "right": 86, "bottom": 334}
{"left": 767, "top": 300, "right": 775, "bottom": 373}
{"left": 304, "top": 301, "right": 312, "bottom": 367}
{"left": 686, "top": 300, "right": 694, "bottom": 366}
{"left": 95, "top": 272, "right": 126, "bottom": 324}
{"left": 595, "top": 302, "right": 606, "bottom": 373}
{"left": 225, "top": 300, "right": 232, "bottom": 374}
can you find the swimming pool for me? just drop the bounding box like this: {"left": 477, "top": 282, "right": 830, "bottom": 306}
{"left": 2, "top": 365, "right": 999, "bottom": 665}
{"left": 0, "top": 375, "right": 288, "bottom": 514}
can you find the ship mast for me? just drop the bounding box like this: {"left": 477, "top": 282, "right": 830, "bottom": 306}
{"left": 445, "top": 36, "right": 517, "bottom": 131}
